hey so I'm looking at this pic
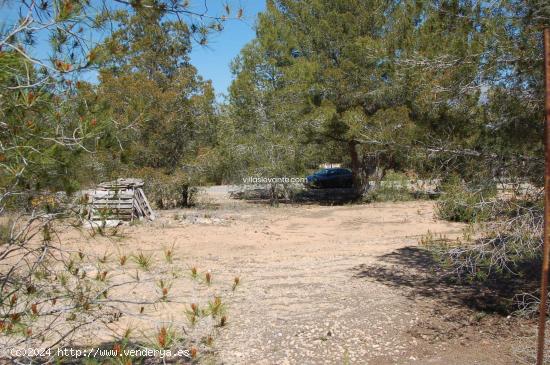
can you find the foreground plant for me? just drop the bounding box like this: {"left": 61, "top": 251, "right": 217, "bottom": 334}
{"left": 423, "top": 197, "right": 543, "bottom": 281}
{"left": 0, "top": 0, "right": 244, "bottom": 362}
{"left": 1, "top": 218, "right": 242, "bottom": 362}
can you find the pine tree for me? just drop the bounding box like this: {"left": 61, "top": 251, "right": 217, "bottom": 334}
{"left": 94, "top": 4, "right": 216, "bottom": 173}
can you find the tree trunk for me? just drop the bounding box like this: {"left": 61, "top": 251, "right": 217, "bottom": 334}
{"left": 349, "top": 141, "right": 364, "bottom": 193}
{"left": 269, "top": 183, "right": 279, "bottom": 206}
{"left": 180, "top": 185, "right": 189, "bottom": 207}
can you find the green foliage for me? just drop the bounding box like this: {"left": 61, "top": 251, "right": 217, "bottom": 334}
{"left": 363, "top": 171, "right": 417, "bottom": 203}
{"left": 0, "top": 71, "right": 105, "bottom": 205}
{"left": 216, "top": 40, "right": 317, "bottom": 187}
{"left": 91, "top": 6, "right": 217, "bottom": 181}
{"left": 422, "top": 198, "right": 543, "bottom": 284}
{"left": 0, "top": 51, "right": 28, "bottom": 84}
{"left": 436, "top": 176, "right": 496, "bottom": 223}
{"left": 133, "top": 251, "right": 153, "bottom": 271}
{"left": 224, "top": 0, "right": 546, "bottom": 192}
{"left": 222, "top": 0, "right": 421, "bottom": 189}
{"left": 134, "top": 168, "right": 196, "bottom": 209}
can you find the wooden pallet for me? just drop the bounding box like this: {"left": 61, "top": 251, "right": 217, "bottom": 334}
{"left": 87, "top": 179, "right": 155, "bottom": 222}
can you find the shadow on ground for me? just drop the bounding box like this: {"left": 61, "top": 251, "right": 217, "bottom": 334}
{"left": 230, "top": 187, "right": 360, "bottom": 205}
{"left": 352, "top": 247, "right": 538, "bottom": 314}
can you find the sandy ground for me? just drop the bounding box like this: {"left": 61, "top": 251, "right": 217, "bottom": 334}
{"left": 59, "top": 186, "right": 533, "bottom": 364}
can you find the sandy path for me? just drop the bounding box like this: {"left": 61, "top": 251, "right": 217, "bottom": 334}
{"left": 66, "top": 186, "right": 523, "bottom": 364}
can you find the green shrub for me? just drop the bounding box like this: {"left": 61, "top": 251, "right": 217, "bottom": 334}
{"left": 436, "top": 176, "right": 496, "bottom": 223}
{"left": 133, "top": 168, "right": 197, "bottom": 209}
{"left": 421, "top": 200, "right": 542, "bottom": 299}
{"left": 363, "top": 171, "right": 416, "bottom": 203}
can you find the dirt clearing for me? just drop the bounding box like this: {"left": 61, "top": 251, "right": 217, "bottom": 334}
{"left": 64, "top": 186, "right": 532, "bottom": 364}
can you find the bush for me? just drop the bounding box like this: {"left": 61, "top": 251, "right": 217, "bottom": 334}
{"left": 1, "top": 214, "right": 239, "bottom": 362}
{"left": 363, "top": 171, "right": 416, "bottom": 203}
{"left": 421, "top": 197, "right": 543, "bottom": 300}
{"left": 436, "top": 176, "right": 496, "bottom": 223}
{"left": 133, "top": 168, "right": 197, "bottom": 209}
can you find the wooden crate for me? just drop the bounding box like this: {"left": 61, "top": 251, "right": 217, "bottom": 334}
{"left": 87, "top": 179, "right": 155, "bottom": 222}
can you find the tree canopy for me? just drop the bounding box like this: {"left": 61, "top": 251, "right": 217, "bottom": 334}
{"left": 224, "top": 0, "right": 548, "bottom": 190}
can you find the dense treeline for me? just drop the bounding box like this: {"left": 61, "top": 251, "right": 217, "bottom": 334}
{"left": 219, "top": 0, "right": 548, "bottom": 191}
{"left": 2, "top": 0, "right": 547, "bottom": 200}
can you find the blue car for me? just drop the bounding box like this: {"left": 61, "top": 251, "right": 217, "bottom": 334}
{"left": 306, "top": 168, "right": 353, "bottom": 189}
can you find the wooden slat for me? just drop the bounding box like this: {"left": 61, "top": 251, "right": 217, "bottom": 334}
{"left": 87, "top": 181, "right": 155, "bottom": 222}
{"left": 92, "top": 194, "right": 134, "bottom": 197}
{"left": 92, "top": 201, "right": 134, "bottom": 206}
{"left": 136, "top": 188, "right": 155, "bottom": 219}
